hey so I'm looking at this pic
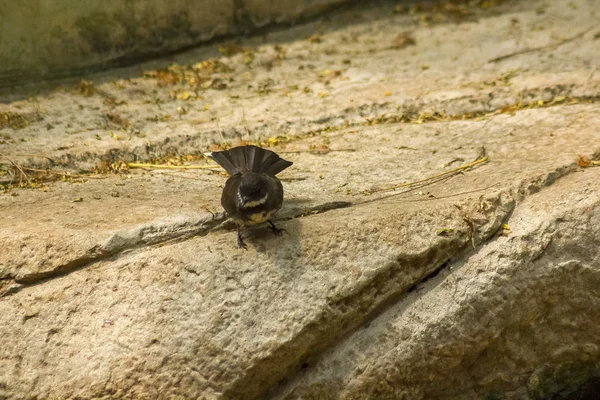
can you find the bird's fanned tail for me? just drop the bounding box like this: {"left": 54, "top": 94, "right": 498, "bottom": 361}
{"left": 207, "top": 145, "right": 293, "bottom": 176}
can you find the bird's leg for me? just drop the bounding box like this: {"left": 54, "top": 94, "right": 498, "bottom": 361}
{"left": 268, "top": 220, "right": 286, "bottom": 236}
{"left": 237, "top": 228, "right": 248, "bottom": 250}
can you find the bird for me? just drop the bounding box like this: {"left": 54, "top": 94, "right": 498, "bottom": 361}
{"left": 206, "top": 145, "right": 293, "bottom": 249}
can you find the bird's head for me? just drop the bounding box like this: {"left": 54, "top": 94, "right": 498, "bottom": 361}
{"left": 238, "top": 174, "right": 268, "bottom": 209}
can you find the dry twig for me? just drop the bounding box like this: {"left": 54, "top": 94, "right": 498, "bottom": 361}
{"left": 6, "top": 159, "right": 32, "bottom": 186}
{"left": 365, "top": 151, "right": 489, "bottom": 194}
{"left": 19, "top": 167, "right": 107, "bottom": 180}
{"left": 489, "top": 27, "right": 593, "bottom": 63}
{"left": 278, "top": 148, "right": 356, "bottom": 154}
{"left": 127, "top": 163, "right": 220, "bottom": 170}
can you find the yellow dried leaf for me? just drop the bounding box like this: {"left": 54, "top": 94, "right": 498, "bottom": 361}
{"left": 436, "top": 228, "right": 454, "bottom": 236}
{"left": 177, "top": 91, "right": 196, "bottom": 100}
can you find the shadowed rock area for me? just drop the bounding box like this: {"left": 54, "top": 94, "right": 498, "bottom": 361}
{"left": 1, "top": 0, "right": 600, "bottom": 399}
{"left": 0, "top": 0, "right": 352, "bottom": 86}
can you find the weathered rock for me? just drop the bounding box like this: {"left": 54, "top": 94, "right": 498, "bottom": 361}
{"left": 1, "top": 0, "right": 600, "bottom": 399}
{"left": 242, "top": 0, "right": 351, "bottom": 27}
{"left": 274, "top": 167, "right": 600, "bottom": 400}
{"left": 2, "top": 0, "right": 599, "bottom": 169}
{"left": 0, "top": 0, "right": 354, "bottom": 86}
{"left": 0, "top": 0, "right": 235, "bottom": 85}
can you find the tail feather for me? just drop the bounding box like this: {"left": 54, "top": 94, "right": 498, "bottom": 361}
{"left": 230, "top": 146, "right": 248, "bottom": 173}
{"left": 206, "top": 145, "right": 292, "bottom": 176}
{"left": 206, "top": 152, "right": 238, "bottom": 175}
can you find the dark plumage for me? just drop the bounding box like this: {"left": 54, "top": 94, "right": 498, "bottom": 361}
{"left": 206, "top": 145, "right": 293, "bottom": 249}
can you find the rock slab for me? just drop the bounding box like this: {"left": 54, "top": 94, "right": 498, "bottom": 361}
{"left": 1, "top": 0, "right": 600, "bottom": 399}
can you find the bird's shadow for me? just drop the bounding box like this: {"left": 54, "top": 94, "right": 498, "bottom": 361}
{"left": 242, "top": 196, "right": 311, "bottom": 251}
{"left": 242, "top": 206, "right": 306, "bottom": 281}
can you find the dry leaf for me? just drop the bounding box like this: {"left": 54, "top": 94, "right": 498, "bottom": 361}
{"left": 578, "top": 155, "right": 591, "bottom": 167}
{"left": 308, "top": 34, "right": 322, "bottom": 43}
{"left": 392, "top": 32, "right": 416, "bottom": 49}
{"left": 436, "top": 228, "right": 454, "bottom": 236}
{"left": 76, "top": 79, "right": 95, "bottom": 96}
{"left": 218, "top": 43, "right": 244, "bottom": 56}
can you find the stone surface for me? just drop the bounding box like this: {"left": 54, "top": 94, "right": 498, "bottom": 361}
{"left": 242, "top": 0, "right": 350, "bottom": 27}
{"left": 1, "top": 0, "right": 600, "bottom": 399}
{"left": 0, "top": 0, "right": 234, "bottom": 84}
{"left": 0, "top": 0, "right": 353, "bottom": 85}
{"left": 274, "top": 166, "right": 600, "bottom": 399}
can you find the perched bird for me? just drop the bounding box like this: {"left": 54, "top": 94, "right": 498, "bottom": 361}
{"left": 206, "top": 145, "right": 293, "bottom": 249}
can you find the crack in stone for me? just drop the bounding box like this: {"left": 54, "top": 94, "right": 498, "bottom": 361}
{"left": 0, "top": 201, "right": 353, "bottom": 296}
{"left": 1, "top": 156, "right": 588, "bottom": 298}
{"left": 1, "top": 155, "right": 591, "bottom": 300}
{"left": 255, "top": 163, "right": 593, "bottom": 399}
{"left": 228, "top": 234, "right": 474, "bottom": 399}
{"left": 1, "top": 214, "right": 225, "bottom": 295}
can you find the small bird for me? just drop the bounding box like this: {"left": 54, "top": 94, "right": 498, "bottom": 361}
{"left": 206, "top": 145, "right": 293, "bottom": 249}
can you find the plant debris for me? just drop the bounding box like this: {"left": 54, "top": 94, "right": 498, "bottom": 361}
{"left": 308, "top": 34, "right": 322, "bottom": 43}
{"left": 218, "top": 42, "right": 245, "bottom": 56}
{"left": 364, "top": 148, "right": 489, "bottom": 194}
{"left": 436, "top": 228, "right": 454, "bottom": 236}
{"left": 462, "top": 212, "right": 476, "bottom": 248}
{"left": 76, "top": 79, "right": 96, "bottom": 96}
{"left": 577, "top": 155, "right": 600, "bottom": 167}
{"left": 93, "top": 160, "right": 129, "bottom": 174}
{"left": 126, "top": 163, "right": 220, "bottom": 170}
{"left": 143, "top": 60, "right": 233, "bottom": 89}
{"left": 318, "top": 69, "right": 342, "bottom": 84}
{"left": 0, "top": 112, "right": 30, "bottom": 130}
{"left": 489, "top": 27, "right": 594, "bottom": 63}
{"left": 391, "top": 32, "right": 416, "bottom": 49}
{"left": 106, "top": 113, "right": 132, "bottom": 130}
{"left": 278, "top": 147, "right": 356, "bottom": 155}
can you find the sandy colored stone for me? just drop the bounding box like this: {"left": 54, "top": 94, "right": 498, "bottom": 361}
{"left": 2, "top": 100, "right": 599, "bottom": 398}
{"left": 1, "top": 0, "right": 599, "bottom": 171}
{"left": 1, "top": 0, "right": 600, "bottom": 399}
{"left": 275, "top": 167, "right": 600, "bottom": 399}
{"left": 0, "top": 0, "right": 235, "bottom": 84}
{"left": 0, "top": 0, "right": 356, "bottom": 85}
{"left": 242, "top": 0, "right": 349, "bottom": 26}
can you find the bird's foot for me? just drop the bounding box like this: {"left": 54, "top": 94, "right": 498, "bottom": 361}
{"left": 268, "top": 220, "right": 287, "bottom": 236}
{"left": 237, "top": 230, "right": 248, "bottom": 250}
